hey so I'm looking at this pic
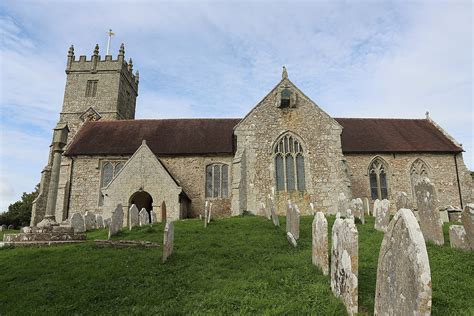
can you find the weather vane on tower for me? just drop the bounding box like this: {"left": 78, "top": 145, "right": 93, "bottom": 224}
{"left": 106, "top": 29, "right": 115, "bottom": 55}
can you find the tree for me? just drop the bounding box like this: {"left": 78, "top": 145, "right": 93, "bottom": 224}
{"left": 0, "top": 184, "right": 39, "bottom": 228}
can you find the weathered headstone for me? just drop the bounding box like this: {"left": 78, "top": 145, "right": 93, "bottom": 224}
{"left": 312, "top": 212, "right": 328, "bottom": 275}
{"left": 208, "top": 202, "right": 213, "bottom": 224}
{"left": 346, "top": 209, "right": 354, "bottom": 222}
{"left": 84, "top": 211, "right": 97, "bottom": 231}
{"left": 309, "top": 202, "right": 315, "bottom": 216}
{"left": 150, "top": 211, "right": 157, "bottom": 224}
{"left": 204, "top": 201, "right": 209, "bottom": 228}
{"left": 449, "top": 225, "right": 469, "bottom": 250}
{"left": 7, "top": 224, "right": 14, "bottom": 230}
{"left": 363, "top": 197, "right": 370, "bottom": 216}
{"left": 162, "top": 221, "right": 174, "bottom": 263}
{"left": 331, "top": 218, "right": 358, "bottom": 315}
{"left": 96, "top": 215, "right": 104, "bottom": 229}
{"left": 286, "top": 200, "right": 293, "bottom": 235}
{"left": 395, "top": 191, "right": 409, "bottom": 210}
{"left": 108, "top": 204, "right": 124, "bottom": 239}
{"left": 139, "top": 208, "right": 149, "bottom": 226}
{"left": 374, "top": 208, "right": 432, "bottom": 315}
{"left": 373, "top": 199, "right": 380, "bottom": 218}
{"left": 338, "top": 193, "right": 349, "bottom": 217}
{"left": 461, "top": 204, "right": 474, "bottom": 249}
{"left": 375, "top": 199, "right": 390, "bottom": 232}
{"left": 129, "top": 204, "right": 139, "bottom": 229}
{"left": 292, "top": 204, "right": 301, "bottom": 240}
{"left": 415, "top": 177, "right": 444, "bottom": 246}
{"left": 269, "top": 196, "right": 280, "bottom": 227}
{"left": 260, "top": 201, "right": 270, "bottom": 220}
{"left": 350, "top": 198, "right": 364, "bottom": 224}
{"left": 103, "top": 218, "right": 111, "bottom": 228}
{"left": 286, "top": 232, "right": 297, "bottom": 247}
{"left": 70, "top": 213, "right": 85, "bottom": 233}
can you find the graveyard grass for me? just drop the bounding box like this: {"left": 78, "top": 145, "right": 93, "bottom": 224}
{"left": 1, "top": 217, "right": 473, "bottom": 315}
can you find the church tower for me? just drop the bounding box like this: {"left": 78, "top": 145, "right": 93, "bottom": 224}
{"left": 31, "top": 44, "right": 139, "bottom": 226}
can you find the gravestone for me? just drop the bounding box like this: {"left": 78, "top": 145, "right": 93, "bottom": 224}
{"left": 260, "top": 201, "right": 270, "bottom": 220}
{"left": 415, "top": 177, "right": 444, "bottom": 246}
{"left": 96, "top": 215, "right": 104, "bottom": 229}
{"left": 309, "top": 202, "right": 315, "bottom": 216}
{"left": 84, "top": 211, "right": 97, "bottom": 231}
{"left": 269, "top": 196, "right": 280, "bottom": 227}
{"left": 150, "top": 211, "right": 157, "bottom": 224}
{"left": 363, "top": 198, "right": 370, "bottom": 216}
{"left": 312, "top": 212, "right": 328, "bottom": 275}
{"left": 338, "top": 193, "right": 348, "bottom": 217}
{"left": 375, "top": 199, "right": 390, "bottom": 232}
{"left": 162, "top": 221, "right": 174, "bottom": 263}
{"left": 346, "top": 209, "right": 354, "bottom": 222}
{"left": 208, "top": 202, "right": 213, "bottom": 224}
{"left": 70, "top": 213, "right": 85, "bottom": 233}
{"left": 139, "top": 208, "right": 149, "bottom": 226}
{"left": 331, "top": 218, "right": 358, "bottom": 315}
{"left": 104, "top": 218, "right": 111, "bottom": 228}
{"left": 449, "top": 225, "right": 469, "bottom": 250}
{"left": 286, "top": 200, "right": 293, "bottom": 235}
{"left": 108, "top": 204, "right": 124, "bottom": 239}
{"left": 461, "top": 204, "right": 474, "bottom": 249}
{"left": 373, "top": 199, "right": 380, "bottom": 218}
{"left": 351, "top": 198, "right": 364, "bottom": 224}
{"left": 0, "top": 225, "right": 3, "bottom": 232}
{"left": 286, "top": 232, "right": 297, "bottom": 247}
{"left": 204, "top": 201, "right": 209, "bottom": 228}
{"left": 292, "top": 204, "right": 301, "bottom": 240}
{"left": 374, "top": 209, "right": 432, "bottom": 315}
{"left": 395, "top": 191, "right": 409, "bottom": 210}
{"left": 129, "top": 204, "right": 139, "bottom": 229}
{"left": 8, "top": 225, "right": 14, "bottom": 230}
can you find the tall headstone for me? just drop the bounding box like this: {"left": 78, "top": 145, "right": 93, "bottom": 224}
{"left": 461, "top": 204, "right": 474, "bottom": 250}
{"left": 129, "top": 204, "right": 139, "bottom": 229}
{"left": 286, "top": 200, "right": 293, "bottom": 235}
{"left": 269, "top": 196, "right": 280, "bottom": 227}
{"left": 162, "top": 221, "right": 174, "bottom": 263}
{"left": 292, "top": 204, "right": 301, "bottom": 240}
{"left": 207, "top": 202, "right": 213, "bottom": 224}
{"left": 96, "top": 215, "right": 104, "bottom": 229}
{"left": 139, "top": 208, "right": 149, "bottom": 226}
{"left": 363, "top": 198, "right": 370, "bottom": 216}
{"left": 84, "top": 211, "right": 97, "bottom": 231}
{"left": 108, "top": 204, "right": 124, "bottom": 239}
{"left": 373, "top": 199, "right": 380, "bottom": 218}
{"left": 338, "top": 193, "right": 348, "bottom": 217}
{"left": 415, "top": 177, "right": 444, "bottom": 246}
{"left": 204, "top": 201, "right": 209, "bottom": 228}
{"left": 312, "top": 212, "right": 329, "bottom": 275}
{"left": 395, "top": 191, "right": 409, "bottom": 211}
{"left": 375, "top": 199, "right": 390, "bottom": 232}
{"left": 331, "top": 218, "right": 358, "bottom": 315}
{"left": 374, "top": 209, "right": 432, "bottom": 315}
{"left": 70, "top": 213, "right": 85, "bottom": 233}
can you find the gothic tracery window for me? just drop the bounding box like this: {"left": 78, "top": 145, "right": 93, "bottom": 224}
{"left": 206, "top": 163, "right": 229, "bottom": 198}
{"left": 274, "top": 134, "right": 305, "bottom": 192}
{"left": 410, "top": 159, "right": 429, "bottom": 195}
{"left": 99, "top": 160, "right": 126, "bottom": 206}
{"left": 369, "top": 158, "right": 389, "bottom": 200}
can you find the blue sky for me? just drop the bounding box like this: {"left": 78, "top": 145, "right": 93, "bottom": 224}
{"left": 0, "top": 0, "right": 472, "bottom": 212}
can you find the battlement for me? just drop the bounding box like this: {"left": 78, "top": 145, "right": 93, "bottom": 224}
{"left": 66, "top": 44, "right": 139, "bottom": 91}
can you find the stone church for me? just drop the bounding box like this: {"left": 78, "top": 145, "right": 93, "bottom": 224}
{"left": 30, "top": 44, "right": 472, "bottom": 226}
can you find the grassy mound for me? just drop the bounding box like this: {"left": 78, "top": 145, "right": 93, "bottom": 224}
{"left": 1, "top": 216, "right": 473, "bottom": 315}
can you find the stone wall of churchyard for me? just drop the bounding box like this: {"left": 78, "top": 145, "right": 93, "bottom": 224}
{"left": 345, "top": 152, "right": 472, "bottom": 211}
{"left": 233, "top": 78, "right": 351, "bottom": 216}
{"left": 160, "top": 155, "right": 234, "bottom": 218}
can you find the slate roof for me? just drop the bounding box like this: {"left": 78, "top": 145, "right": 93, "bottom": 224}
{"left": 65, "top": 118, "right": 462, "bottom": 156}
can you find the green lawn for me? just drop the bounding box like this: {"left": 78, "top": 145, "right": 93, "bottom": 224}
{"left": 0, "top": 216, "right": 473, "bottom": 315}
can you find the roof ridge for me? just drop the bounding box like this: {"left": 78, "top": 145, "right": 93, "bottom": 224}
{"left": 334, "top": 117, "right": 426, "bottom": 121}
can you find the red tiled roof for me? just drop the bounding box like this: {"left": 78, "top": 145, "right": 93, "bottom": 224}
{"left": 65, "top": 118, "right": 462, "bottom": 156}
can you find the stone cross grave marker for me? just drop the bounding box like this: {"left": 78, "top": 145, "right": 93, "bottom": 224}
{"left": 84, "top": 211, "right": 97, "bottom": 231}
{"left": 415, "top": 177, "right": 444, "bottom": 245}
{"left": 70, "top": 213, "right": 85, "bottom": 233}
{"left": 374, "top": 208, "right": 432, "bottom": 315}
{"left": 374, "top": 199, "right": 390, "bottom": 232}
{"left": 162, "top": 221, "right": 174, "bottom": 263}
{"left": 331, "top": 218, "right": 358, "bottom": 315}
{"left": 139, "top": 208, "right": 150, "bottom": 226}
{"left": 129, "top": 204, "right": 139, "bottom": 229}
{"left": 108, "top": 204, "right": 124, "bottom": 239}
{"left": 312, "top": 211, "right": 329, "bottom": 275}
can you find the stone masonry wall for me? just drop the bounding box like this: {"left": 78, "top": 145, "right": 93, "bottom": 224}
{"left": 346, "top": 152, "right": 472, "bottom": 211}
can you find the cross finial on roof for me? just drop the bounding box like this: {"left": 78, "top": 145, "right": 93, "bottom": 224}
{"left": 425, "top": 111, "right": 430, "bottom": 119}
{"left": 106, "top": 29, "right": 115, "bottom": 55}
{"left": 282, "top": 66, "right": 288, "bottom": 79}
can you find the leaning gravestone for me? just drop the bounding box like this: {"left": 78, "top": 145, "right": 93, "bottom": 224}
{"left": 395, "top": 191, "right": 409, "bottom": 211}
{"left": 338, "top": 193, "right": 349, "bottom": 217}
{"left": 363, "top": 197, "right": 370, "bottom": 216}
{"left": 96, "top": 215, "right": 104, "bottom": 229}
{"left": 312, "top": 212, "right": 329, "bottom": 275}
{"left": 415, "top": 177, "right": 444, "bottom": 246}
{"left": 269, "top": 196, "right": 280, "bottom": 227}
{"left": 375, "top": 199, "right": 390, "bottom": 232}
{"left": 162, "top": 221, "right": 174, "bottom": 263}
{"left": 461, "top": 204, "right": 474, "bottom": 250}
{"left": 286, "top": 200, "right": 293, "bottom": 235}
{"left": 84, "top": 211, "right": 97, "bottom": 231}
{"left": 108, "top": 204, "right": 124, "bottom": 239}
{"left": 139, "top": 208, "right": 149, "bottom": 226}
{"left": 129, "top": 204, "right": 139, "bottom": 229}
{"left": 331, "top": 218, "right": 358, "bottom": 315}
{"left": 374, "top": 208, "right": 432, "bottom": 315}
{"left": 70, "top": 213, "right": 85, "bottom": 233}
{"left": 449, "top": 225, "right": 469, "bottom": 250}
{"left": 286, "top": 232, "right": 297, "bottom": 247}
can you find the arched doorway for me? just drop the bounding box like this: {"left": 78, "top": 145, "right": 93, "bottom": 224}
{"left": 129, "top": 191, "right": 153, "bottom": 222}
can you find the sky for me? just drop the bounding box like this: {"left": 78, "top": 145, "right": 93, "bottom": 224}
{"left": 0, "top": 0, "right": 472, "bottom": 213}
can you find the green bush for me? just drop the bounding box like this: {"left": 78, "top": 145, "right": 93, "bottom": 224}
{"left": 0, "top": 184, "right": 38, "bottom": 228}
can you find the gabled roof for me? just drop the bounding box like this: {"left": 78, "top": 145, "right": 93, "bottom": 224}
{"left": 65, "top": 117, "right": 462, "bottom": 157}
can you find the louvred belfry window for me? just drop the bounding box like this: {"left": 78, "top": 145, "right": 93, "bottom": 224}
{"left": 274, "top": 134, "right": 305, "bottom": 192}
{"left": 205, "top": 164, "right": 229, "bottom": 198}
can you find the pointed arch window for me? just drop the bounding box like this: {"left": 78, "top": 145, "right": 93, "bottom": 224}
{"left": 206, "top": 163, "right": 229, "bottom": 198}
{"left": 410, "top": 159, "right": 429, "bottom": 196}
{"left": 369, "top": 158, "right": 389, "bottom": 200}
{"left": 98, "top": 160, "right": 126, "bottom": 206}
{"left": 274, "top": 134, "right": 305, "bottom": 192}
